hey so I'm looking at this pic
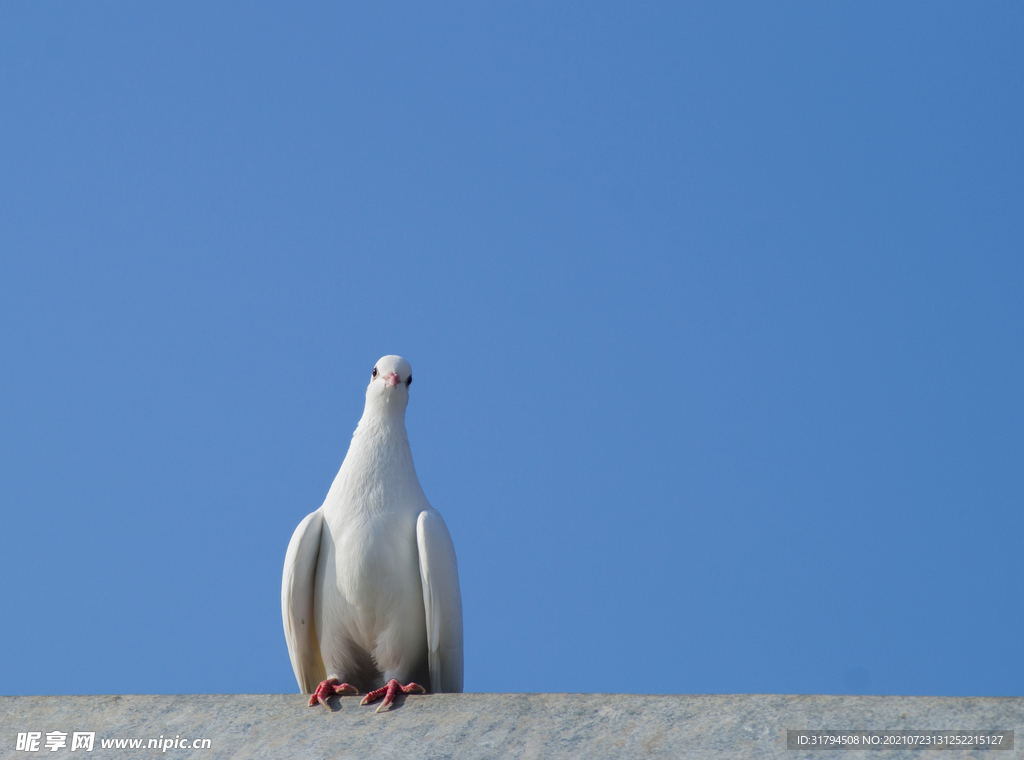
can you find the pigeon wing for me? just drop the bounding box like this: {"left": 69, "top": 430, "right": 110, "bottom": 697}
{"left": 281, "top": 508, "right": 327, "bottom": 693}
{"left": 416, "top": 509, "right": 464, "bottom": 693}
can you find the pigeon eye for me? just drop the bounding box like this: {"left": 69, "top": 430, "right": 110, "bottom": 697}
{"left": 372, "top": 367, "right": 378, "bottom": 378}
{"left": 406, "top": 375, "right": 412, "bottom": 387}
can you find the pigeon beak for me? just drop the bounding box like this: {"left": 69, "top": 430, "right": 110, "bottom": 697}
{"left": 384, "top": 372, "right": 401, "bottom": 387}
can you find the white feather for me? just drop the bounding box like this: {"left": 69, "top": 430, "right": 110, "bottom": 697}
{"left": 281, "top": 508, "right": 327, "bottom": 693}
{"left": 418, "top": 509, "right": 465, "bottom": 693}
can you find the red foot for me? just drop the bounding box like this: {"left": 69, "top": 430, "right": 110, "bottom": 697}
{"left": 359, "top": 678, "right": 425, "bottom": 712}
{"left": 308, "top": 677, "right": 359, "bottom": 708}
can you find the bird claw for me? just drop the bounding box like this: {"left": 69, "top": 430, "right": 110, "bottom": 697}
{"left": 360, "top": 678, "right": 425, "bottom": 712}
{"left": 308, "top": 678, "right": 359, "bottom": 708}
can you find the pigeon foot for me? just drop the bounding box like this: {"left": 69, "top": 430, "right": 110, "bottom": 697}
{"left": 308, "top": 677, "right": 359, "bottom": 708}
{"left": 360, "top": 678, "right": 425, "bottom": 712}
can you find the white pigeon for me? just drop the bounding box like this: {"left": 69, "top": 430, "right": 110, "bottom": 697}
{"left": 281, "top": 355, "right": 464, "bottom": 711}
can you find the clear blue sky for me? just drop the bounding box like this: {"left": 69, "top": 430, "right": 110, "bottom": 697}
{"left": 1, "top": 3, "right": 1021, "bottom": 698}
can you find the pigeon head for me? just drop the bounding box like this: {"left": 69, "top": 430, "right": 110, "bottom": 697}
{"left": 365, "top": 355, "right": 413, "bottom": 412}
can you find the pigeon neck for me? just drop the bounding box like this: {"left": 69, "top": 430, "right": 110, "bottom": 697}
{"left": 325, "top": 395, "right": 425, "bottom": 516}
{"left": 355, "top": 408, "right": 407, "bottom": 441}
{"left": 335, "top": 404, "right": 420, "bottom": 505}
{"left": 351, "top": 397, "right": 411, "bottom": 453}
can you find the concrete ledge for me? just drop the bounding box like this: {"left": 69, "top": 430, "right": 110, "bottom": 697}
{"left": 2, "top": 693, "right": 1021, "bottom": 759}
